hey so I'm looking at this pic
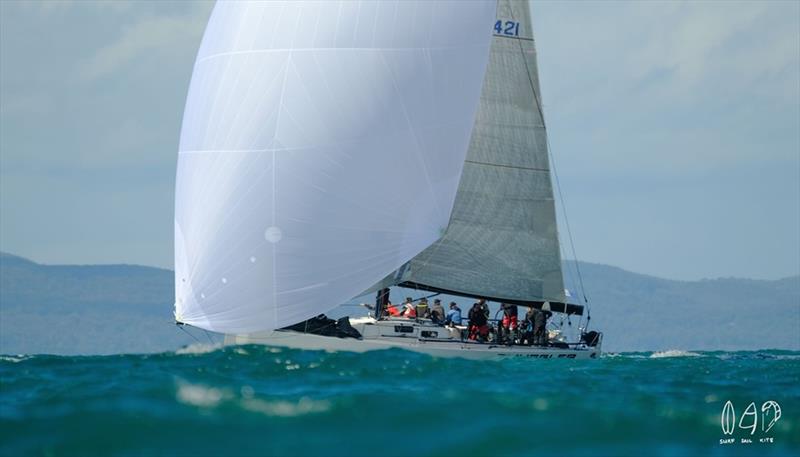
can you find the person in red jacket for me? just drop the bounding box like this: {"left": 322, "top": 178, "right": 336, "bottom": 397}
{"left": 384, "top": 300, "right": 402, "bottom": 317}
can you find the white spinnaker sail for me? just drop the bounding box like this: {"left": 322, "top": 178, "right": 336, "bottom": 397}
{"left": 174, "top": 1, "right": 495, "bottom": 333}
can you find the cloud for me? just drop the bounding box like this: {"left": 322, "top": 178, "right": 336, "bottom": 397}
{"left": 632, "top": 2, "right": 795, "bottom": 102}
{"left": 19, "top": 0, "right": 134, "bottom": 15}
{"left": 545, "top": 2, "right": 797, "bottom": 108}
{"left": 80, "top": 3, "right": 211, "bottom": 82}
{"left": 534, "top": 1, "right": 800, "bottom": 175}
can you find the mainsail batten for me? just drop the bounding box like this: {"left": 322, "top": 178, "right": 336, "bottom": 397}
{"left": 174, "top": 1, "right": 496, "bottom": 333}
{"left": 388, "top": 0, "right": 566, "bottom": 304}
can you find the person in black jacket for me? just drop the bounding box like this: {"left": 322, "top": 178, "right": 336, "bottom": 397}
{"left": 468, "top": 302, "right": 489, "bottom": 342}
{"left": 527, "top": 304, "right": 552, "bottom": 346}
{"left": 477, "top": 298, "right": 490, "bottom": 319}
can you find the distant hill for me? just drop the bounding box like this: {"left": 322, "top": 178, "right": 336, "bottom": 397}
{"left": 1, "top": 252, "right": 797, "bottom": 354}
{"left": 0, "top": 252, "right": 196, "bottom": 355}
{"left": 562, "top": 261, "right": 800, "bottom": 352}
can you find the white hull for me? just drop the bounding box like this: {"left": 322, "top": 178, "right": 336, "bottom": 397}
{"left": 225, "top": 317, "right": 602, "bottom": 360}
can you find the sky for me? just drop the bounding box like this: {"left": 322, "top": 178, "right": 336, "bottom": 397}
{"left": 0, "top": 0, "right": 798, "bottom": 281}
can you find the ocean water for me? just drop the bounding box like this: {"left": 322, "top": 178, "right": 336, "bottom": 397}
{"left": 1, "top": 347, "right": 798, "bottom": 457}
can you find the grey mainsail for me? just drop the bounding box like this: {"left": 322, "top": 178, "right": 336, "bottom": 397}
{"left": 387, "top": 0, "right": 566, "bottom": 305}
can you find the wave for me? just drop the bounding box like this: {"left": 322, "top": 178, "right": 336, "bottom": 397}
{"left": 649, "top": 350, "right": 703, "bottom": 358}
{"left": 174, "top": 342, "right": 224, "bottom": 355}
{"left": 175, "top": 380, "right": 232, "bottom": 407}
{"left": 240, "top": 397, "right": 331, "bottom": 417}
{"left": 604, "top": 352, "right": 646, "bottom": 359}
{"left": 0, "top": 355, "right": 31, "bottom": 363}
{"left": 175, "top": 379, "right": 330, "bottom": 417}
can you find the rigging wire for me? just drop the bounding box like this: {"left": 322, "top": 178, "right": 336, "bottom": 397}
{"left": 177, "top": 323, "right": 202, "bottom": 344}
{"left": 548, "top": 134, "right": 591, "bottom": 323}
{"left": 202, "top": 328, "right": 215, "bottom": 345}
{"left": 507, "top": 5, "right": 591, "bottom": 328}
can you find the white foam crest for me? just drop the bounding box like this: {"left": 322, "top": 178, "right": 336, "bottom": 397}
{"left": 649, "top": 350, "right": 703, "bottom": 358}
{"left": 241, "top": 396, "right": 331, "bottom": 417}
{"left": 774, "top": 354, "right": 800, "bottom": 360}
{"left": 0, "top": 355, "right": 31, "bottom": 363}
{"left": 175, "top": 381, "right": 232, "bottom": 407}
{"left": 175, "top": 343, "right": 223, "bottom": 355}
{"left": 603, "top": 353, "right": 647, "bottom": 359}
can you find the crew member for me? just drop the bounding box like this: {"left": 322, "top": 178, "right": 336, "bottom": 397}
{"left": 415, "top": 298, "right": 431, "bottom": 319}
{"left": 500, "top": 303, "right": 518, "bottom": 343}
{"left": 402, "top": 297, "right": 417, "bottom": 318}
{"left": 468, "top": 302, "right": 489, "bottom": 342}
{"left": 528, "top": 303, "right": 552, "bottom": 346}
{"left": 445, "top": 302, "right": 462, "bottom": 325}
{"left": 430, "top": 299, "right": 446, "bottom": 324}
{"left": 476, "top": 298, "right": 490, "bottom": 319}
{"left": 385, "top": 300, "right": 402, "bottom": 317}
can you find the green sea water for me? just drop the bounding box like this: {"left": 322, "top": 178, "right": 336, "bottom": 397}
{"left": 1, "top": 346, "right": 798, "bottom": 456}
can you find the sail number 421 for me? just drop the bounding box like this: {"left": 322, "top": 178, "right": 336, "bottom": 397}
{"left": 494, "top": 20, "right": 520, "bottom": 37}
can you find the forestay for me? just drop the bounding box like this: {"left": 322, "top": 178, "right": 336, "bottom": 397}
{"left": 388, "top": 0, "right": 567, "bottom": 304}
{"left": 174, "top": 1, "right": 495, "bottom": 333}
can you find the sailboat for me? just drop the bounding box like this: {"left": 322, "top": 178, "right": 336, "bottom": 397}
{"left": 174, "top": 0, "right": 603, "bottom": 360}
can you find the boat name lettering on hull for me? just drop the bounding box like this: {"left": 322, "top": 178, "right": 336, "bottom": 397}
{"left": 498, "top": 353, "right": 577, "bottom": 359}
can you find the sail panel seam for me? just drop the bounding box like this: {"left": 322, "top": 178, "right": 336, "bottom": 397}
{"left": 195, "top": 46, "right": 486, "bottom": 67}
{"left": 464, "top": 160, "right": 549, "bottom": 173}
{"left": 493, "top": 35, "right": 534, "bottom": 43}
